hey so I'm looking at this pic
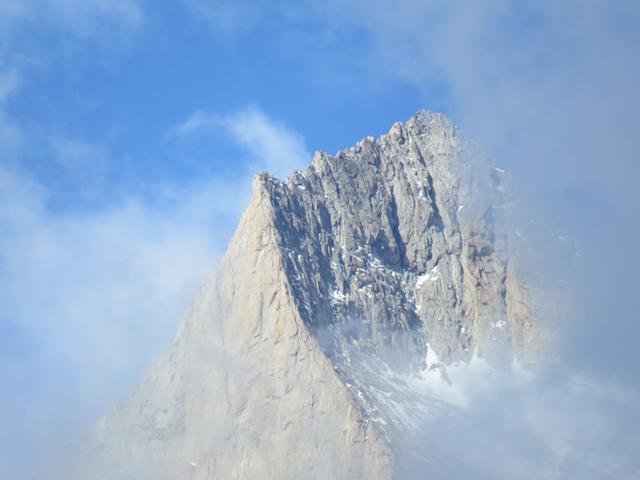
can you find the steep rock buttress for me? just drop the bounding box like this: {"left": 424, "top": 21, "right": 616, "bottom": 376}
{"left": 48, "top": 110, "right": 543, "bottom": 480}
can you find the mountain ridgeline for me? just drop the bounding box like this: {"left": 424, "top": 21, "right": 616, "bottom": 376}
{"left": 49, "top": 111, "right": 543, "bottom": 479}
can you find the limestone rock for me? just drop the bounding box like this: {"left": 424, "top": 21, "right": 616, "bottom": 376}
{"left": 48, "top": 110, "right": 541, "bottom": 479}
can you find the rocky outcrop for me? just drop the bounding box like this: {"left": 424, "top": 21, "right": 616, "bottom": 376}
{"left": 48, "top": 110, "right": 541, "bottom": 479}
{"left": 267, "top": 111, "right": 539, "bottom": 364}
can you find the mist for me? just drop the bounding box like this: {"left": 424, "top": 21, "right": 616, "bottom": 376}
{"left": 2, "top": 1, "right": 639, "bottom": 478}
{"left": 0, "top": 105, "right": 308, "bottom": 479}
{"left": 394, "top": 365, "right": 640, "bottom": 479}
{"left": 313, "top": 1, "right": 640, "bottom": 477}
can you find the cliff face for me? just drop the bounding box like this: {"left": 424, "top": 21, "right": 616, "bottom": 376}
{"left": 265, "top": 111, "right": 539, "bottom": 367}
{"left": 49, "top": 110, "right": 541, "bottom": 479}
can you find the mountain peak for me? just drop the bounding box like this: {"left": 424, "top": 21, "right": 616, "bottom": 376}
{"left": 49, "top": 110, "right": 542, "bottom": 480}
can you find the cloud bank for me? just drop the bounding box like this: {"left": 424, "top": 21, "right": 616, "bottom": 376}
{"left": 1, "top": 0, "right": 638, "bottom": 477}
{"left": 395, "top": 363, "right": 640, "bottom": 479}
{"left": 0, "top": 105, "right": 305, "bottom": 479}
{"left": 309, "top": 1, "right": 640, "bottom": 477}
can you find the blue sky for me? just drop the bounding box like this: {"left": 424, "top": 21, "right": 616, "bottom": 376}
{"left": 0, "top": 3, "right": 431, "bottom": 476}
{"left": 1, "top": 1, "right": 639, "bottom": 478}
{"left": 1, "top": 0, "right": 430, "bottom": 212}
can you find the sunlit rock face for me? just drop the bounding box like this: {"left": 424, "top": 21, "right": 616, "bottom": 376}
{"left": 48, "top": 111, "right": 541, "bottom": 480}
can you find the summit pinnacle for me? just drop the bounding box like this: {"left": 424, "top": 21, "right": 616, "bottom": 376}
{"left": 49, "top": 110, "right": 542, "bottom": 479}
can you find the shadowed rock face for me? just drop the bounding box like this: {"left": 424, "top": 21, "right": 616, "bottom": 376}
{"left": 48, "top": 110, "right": 542, "bottom": 480}
{"left": 265, "top": 111, "right": 540, "bottom": 367}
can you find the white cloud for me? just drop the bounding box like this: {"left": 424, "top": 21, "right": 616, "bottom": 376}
{"left": 316, "top": 0, "right": 640, "bottom": 202}
{"left": 0, "top": 173, "right": 220, "bottom": 370}
{"left": 397, "top": 364, "right": 640, "bottom": 479}
{"left": 310, "top": 0, "right": 640, "bottom": 359}
{"left": 224, "top": 106, "right": 309, "bottom": 178}
{"left": 0, "top": 104, "right": 308, "bottom": 478}
{"left": 171, "top": 106, "right": 310, "bottom": 178}
{"left": 296, "top": 2, "right": 640, "bottom": 475}
{"left": 0, "top": 164, "right": 246, "bottom": 478}
{"left": 167, "top": 110, "right": 214, "bottom": 138}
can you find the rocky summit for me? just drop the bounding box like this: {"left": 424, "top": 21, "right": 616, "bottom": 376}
{"left": 49, "top": 110, "right": 543, "bottom": 479}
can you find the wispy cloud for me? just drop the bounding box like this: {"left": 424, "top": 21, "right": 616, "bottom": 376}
{"left": 398, "top": 363, "right": 640, "bottom": 479}
{"left": 170, "top": 106, "right": 310, "bottom": 178}
{"left": 316, "top": 1, "right": 640, "bottom": 206}
{"left": 0, "top": 165, "right": 231, "bottom": 479}
{"left": 223, "top": 107, "right": 309, "bottom": 177}
{"left": 307, "top": 0, "right": 640, "bottom": 358}
{"left": 0, "top": 0, "right": 146, "bottom": 167}
{"left": 1, "top": 1, "right": 637, "bottom": 477}
{"left": 0, "top": 104, "right": 309, "bottom": 478}
{"left": 307, "top": 2, "right": 640, "bottom": 476}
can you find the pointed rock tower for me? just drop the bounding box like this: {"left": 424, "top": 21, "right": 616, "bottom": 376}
{"left": 50, "top": 111, "right": 542, "bottom": 479}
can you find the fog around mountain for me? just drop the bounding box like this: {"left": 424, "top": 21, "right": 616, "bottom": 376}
{"left": 1, "top": 1, "right": 639, "bottom": 479}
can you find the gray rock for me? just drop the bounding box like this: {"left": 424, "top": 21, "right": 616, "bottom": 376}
{"left": 48, "top": 110, "right": 543, "bottom": 479}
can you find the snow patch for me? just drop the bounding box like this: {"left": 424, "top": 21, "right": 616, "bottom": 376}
{"left": 491, "top": 319, "right": 507, "bottom": 329}
{"left": 425, "top": 343, "right": 439, "bottom": 369}
{"left": 416, "top": 265, "right": 440, "bottom": 289}
{"left": 331, "top": 290, "right": 349, "bottom": 303}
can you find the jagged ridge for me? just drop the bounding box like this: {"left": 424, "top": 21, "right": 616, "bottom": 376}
{"left": 261, "top": 110, "right": 537, "bottom": 365}
{"left": 47, "top": 110, "right": 541, "bottom": 480}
